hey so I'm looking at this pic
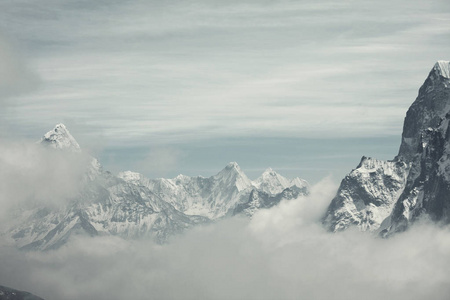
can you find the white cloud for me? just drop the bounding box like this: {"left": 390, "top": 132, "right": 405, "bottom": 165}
{"left": 0, "top": 140, "right": 93, "bottom": 223}
{"left": 0, "top": 178, "right": 450, "bottom": 300}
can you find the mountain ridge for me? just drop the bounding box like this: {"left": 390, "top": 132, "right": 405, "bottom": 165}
{"left": 324, "top": 60, "right": 450, "bottom": 235}
{"left": 3, "top": 125, "right": 309, "bottom": 250}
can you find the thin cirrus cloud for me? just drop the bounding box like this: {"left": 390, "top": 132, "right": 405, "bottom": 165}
{"left": 0, "top": 0, "right": 449, "bottom": 181}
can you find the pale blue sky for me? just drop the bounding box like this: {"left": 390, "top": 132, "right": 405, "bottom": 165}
{"left": 1, "top": 0, "right": 449, "bottom": 182}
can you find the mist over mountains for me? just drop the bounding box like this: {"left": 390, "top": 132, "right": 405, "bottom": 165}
{"left": 2, "top": 61, "right": 450, "bottom": 299}
{"left": 1, "top": 123, "right": 310, "bottom": 251}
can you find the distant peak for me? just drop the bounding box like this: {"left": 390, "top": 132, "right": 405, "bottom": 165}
{"left": 54, "top": 123, "right": 67, "bottom": 130}
{"left": 263, "top": 167, "right": 274, "bottom": 173}
{"left": 40, "top": 123, "right": 80, "bottom": 151}
{"left": 226, "top": 162, "right": 240, "bottom": 169}
{"left": 433, "top": 60, "right": 450, "bottom": 79}
{"left": 118, "top": 171, "right": 142, "bottom": 182}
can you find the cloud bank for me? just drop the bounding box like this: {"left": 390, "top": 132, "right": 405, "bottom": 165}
{"left": 1, "top": 177, "right": 450, "bottom": 300}
{"left": 0, "top": 140, "right": 93, "bottom": 223}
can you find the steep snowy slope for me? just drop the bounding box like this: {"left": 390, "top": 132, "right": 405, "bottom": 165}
{"left": 6, "top": 125, "right": 208, "bottom": 250}
{"left": 253, "top": 168, "right": 309, "bottom": 194}
{"left": 323, "top": 157, "right": 408, "bottom": 232}
{"left": 5, "top": 124, "right": 310, "bottom": 250}
{"left": 40, "top": 123, "right": 80, "bottom": 151}
{"left": 380, "top": 61, "right": 450, "bottom": 234}
{"left": 119, "top": 162, "right": 252, "bottom": 219}
{"left": 119, "top": 166, "right": 309, "bottom": 219}
{"left": 233, "top": 185, "right": 308, "bottom": 217}
{"left": 324, "top": 60, "right": 450, "bottom": 234}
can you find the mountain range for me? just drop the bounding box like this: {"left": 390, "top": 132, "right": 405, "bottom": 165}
{"left": 3, "top": 124, "right": 309, "bottom": 250}
{"left": 3, "top": 60, "right": 450, "bottom": 252}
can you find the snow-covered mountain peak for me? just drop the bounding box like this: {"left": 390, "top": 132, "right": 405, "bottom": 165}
{"left": 117, "top": 171, "right": 143, "bottom": 183}
{"left": 290, "top": 177, "right": 309, "bottom": 189}
{"left": 214, "top": 162, "right": 252, "bottom": 192}
{"left": 263, "top": 167, "right": 274, "bottom": 174}
{"left": 433, "top": 60, "right": 450, "bottom": 79}
{"left": 253, "top": 168, "right": 299, "bottom": 194}
{"left": 40, "top": 123, "right": 80, "bottom": 151}
{"left": 218, "top": 162, "right": 243, "bottom": 175}
{"left": 398, "top": 61, "right": 450, "bottom": 162}
{"left": 225, "top": 161, "right": 240, "bottom": 170}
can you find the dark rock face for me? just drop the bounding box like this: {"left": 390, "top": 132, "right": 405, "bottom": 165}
{"left": 0, "top": 285, "right": 44, "bottom": 300}
{"left": 383, "top": 62, "right": 450, "bottom": 234}
{"left": 398, "top": 63, "right": 450, "bottom": 163}
{"left": 382, "top": 115, "right": 450, "bottom": 234}
{"left": 324, "top": 61, "right": 450, "bottom": 235}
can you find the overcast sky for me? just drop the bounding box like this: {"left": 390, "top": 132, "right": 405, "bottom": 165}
{"left": 1, "top": 0, "right": 450, "bottom": 182}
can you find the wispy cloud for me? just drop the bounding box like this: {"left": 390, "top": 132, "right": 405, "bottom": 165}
{"left": 1, "top": 0, "right": 449, "bottom": 143}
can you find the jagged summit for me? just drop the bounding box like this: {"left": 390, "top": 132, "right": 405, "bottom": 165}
{"left": 253, "top": 167, "right": 308, "bottom": 194}
{"left": 117, "top": 170, "right": 143, "bottom": 183}
{"left": 225, "top": 161, "right": 240, "bottom": 170}
{"left": 398, "top": 61, "right": 450, "bottom": 162}
{"left": 40, "top": 123, "right": 80, "bottom": 151}
{"left": 217, "top": 162, "right": 245, "bottom": 177}
{"left": 433, "top": 60, "right": 450, "bottom": 79}
{"left": 215, "top": 162, "right": 252, "bottom": 192}
{"left": 263, "top": 167, "right": 274, "bottom": 174}
{"left": 324, "top": 60, "right": 450, "bottom": 235}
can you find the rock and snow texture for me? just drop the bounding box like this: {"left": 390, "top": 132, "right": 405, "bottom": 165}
{"left": 118, "top": 163, "right": 253, "bottom": 219}
{"left": 382, "top": 110, "right": 450, "bottom": 235}
{"left": 434, "top": 60, "right": 450, "bottom": 79}
{"left": 324, "top": 60, "right": 450, "bottom": 235}
{"left": 323, "top": 157, "right": 409, "bottom": 232}
{"left": 9, "top": 172, "right": 209, "bottom": 250}
{"left": 253, "top": 168, "right": 309, "bottom": 195}
{"left": 5, "top": 126, "right": 209, "bottom": 250}
{"left": 5, "top": 125, "right": 309, "bottom": 250}
{"left": 40, "top": 123, "right": 80, "bottom": 151}
{"left": 119, "top": 164, "right": 309, "bottom": 219}
{"left": 233, "top": 185, "right": 308, "bottom": 217}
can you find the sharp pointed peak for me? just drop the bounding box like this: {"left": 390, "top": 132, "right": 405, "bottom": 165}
{"left": 433, "top": 60, "right": 450, "bottom": 79}
{"left": 54, "top": 123, "right": 67, "bottom": 129}
{"left": 216, "top": 162, "right": 246, "bottom": 178}
{"left": 40, "top": 123, "right": 80, "bottom": 151}
{"left": 263, "top": 167, "right": 276, "bottom": 174}
{"left": 117, "top": 170, "right": 143, "bottom": 182}
{"left": 225, "top": 161, "right": 241, "bottom": 170}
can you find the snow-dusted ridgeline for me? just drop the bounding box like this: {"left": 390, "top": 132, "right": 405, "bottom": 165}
{"left": 324, "top": 60, "right": 450, "bottom": 235}
{"left": 4, "top": 124, "right": 309, "bottom": 250}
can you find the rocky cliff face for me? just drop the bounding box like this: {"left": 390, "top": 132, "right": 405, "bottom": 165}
{"left": 324, "top": 61, "right": 450, "bottom": 235}
{"left": 323, "top": 157, "right": 409, "bottom": 232}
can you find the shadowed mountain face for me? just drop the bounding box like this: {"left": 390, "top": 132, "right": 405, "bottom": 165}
{"left": 4, "top": 125, "right": 309, "bottom": 251}
{"left": 0, "top": 285, "right": 44, "bottom": 300}
{"left": 324, "top": 61, "right": 450, "bottom": 235}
